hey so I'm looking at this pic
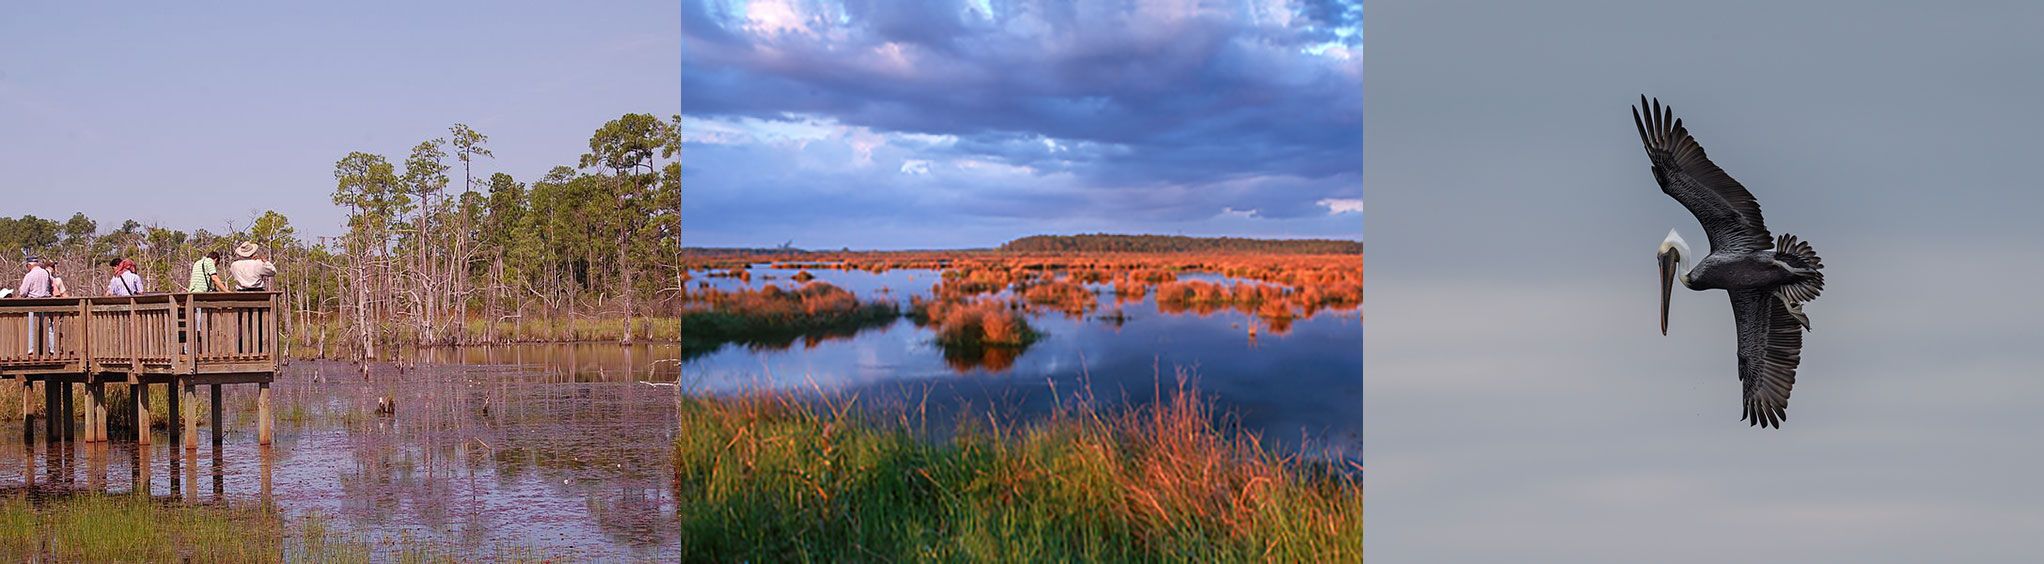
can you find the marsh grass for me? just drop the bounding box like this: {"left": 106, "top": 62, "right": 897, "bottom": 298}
{"left": 0, "top": 495, "right": 282, "bottom": 561}
{"left": 910, "top": 298, "right": 1042, "bottom": 349}
{"left": 0, "top": 496, "right": 561, "bottom": 562}
{"left": 0, "top": 382, "right": 194, "bottom": 429}
{"left": 674, "top": 374, "right": 1362, "bottom": 561}
{"left": 682, "top": 282, "right": 900, "bottom": 359}
{"left": 462, "top": 316, "right": 679, "bottom": 343}
{"left": 288, "top": 316, "right": 679, "bottom": 356}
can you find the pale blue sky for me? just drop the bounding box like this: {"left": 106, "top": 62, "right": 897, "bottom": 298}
{"left": 0, "top": 1, "right": 680, "bottom": 239}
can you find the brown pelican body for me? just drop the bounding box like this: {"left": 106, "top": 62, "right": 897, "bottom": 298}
{"left": 1634, "top": 96, "right": 1826, "bottom": 428}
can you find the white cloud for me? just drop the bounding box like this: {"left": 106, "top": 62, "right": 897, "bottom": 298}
{"left": 952, "top": 158, "right": 1036, "bottom": 176}
{"left": 1317, "top": 197, "right": 1364, "bottom": 214}
{"left": 744, "top": 0, "right": 812, "bottom": 35}
{"left": 899, "top": 159, "right": 932, "bottom": 175}
{"left": 1219, "top": 207, "right": 1260, "bottom": 219}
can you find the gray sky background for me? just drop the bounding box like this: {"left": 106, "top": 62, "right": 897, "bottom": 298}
{"left": 0, "top": 1, "right": 679, "bottom": 240}
{"left": 1368, "top": 1, "right": 2044, "bottom": 561}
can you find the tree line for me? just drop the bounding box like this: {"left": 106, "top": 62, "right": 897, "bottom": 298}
{"left": 2, "top": 112, "right": 681, "bottom": 358}
{"left": 999, "top": 234, "right": 1363, "bottom": 254}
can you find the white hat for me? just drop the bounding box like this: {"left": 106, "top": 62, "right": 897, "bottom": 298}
{"left": 235, "top": 242, "right": 259, "bottom": 258}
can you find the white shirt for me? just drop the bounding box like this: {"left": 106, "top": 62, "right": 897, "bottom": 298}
{"left": 228, "top": 258, "right": 275, "bottom": 290}
{"left": 15, "top": 266, "right": 51, "bottom": 298}
{"left": 107, "top": 272, "right": 144, "bottom": 296}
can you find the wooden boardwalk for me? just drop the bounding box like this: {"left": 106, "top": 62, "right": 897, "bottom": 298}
{"left": 0, "top": 292, "right": 280, "bottom": 448}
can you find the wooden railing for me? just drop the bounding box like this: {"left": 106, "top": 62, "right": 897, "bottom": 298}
{"left": 0, "top": 292, "right": 280, "bottom": 377}
{"left": 0, "top": 297, "right": 85, "bottom": 373}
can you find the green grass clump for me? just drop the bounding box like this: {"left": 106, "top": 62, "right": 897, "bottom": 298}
{"left": 0, "top": 494, "right": 282, "bottom": 561}
{"left": 682, "top": 282, "right": 899, "bottom": 359}
{"left": 0, "top": 496, "right": 561, "bottom": 562}
{"left": 674, "top": 380, "right": 1362, "bottom": 561}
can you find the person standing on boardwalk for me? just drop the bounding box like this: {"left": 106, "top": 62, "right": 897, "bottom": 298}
{"left": 106, "top": 258, "right": 144, "bottom": 296}
{"left": 187, "top": 251, "right": 225, "bottom": 293}
{"left": 12, "top": 257, "right": 54, "bottom": 353}
{"left": 44, "top": 259, "right": 67, "bottom": 297}
{"left": 13, "top": 257, "right": 53, "bottom": 298}
{"left": 227, "top": 242, "right": 276, "bottom": 291}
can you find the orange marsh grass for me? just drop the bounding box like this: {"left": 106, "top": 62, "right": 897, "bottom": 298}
{"left": 672, "top": 371, "right": 1362, "bottom": 561}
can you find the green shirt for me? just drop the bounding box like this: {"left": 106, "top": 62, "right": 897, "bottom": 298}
{"left": 187, "top": 257, "right": 218, "bottom": 292}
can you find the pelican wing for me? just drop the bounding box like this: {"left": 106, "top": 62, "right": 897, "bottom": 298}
{"left": 1633, "top": 96, "right": 1772, "bottom": 253}
{"left": 1730, "top": 288, "right": 1804, "bottom": 428}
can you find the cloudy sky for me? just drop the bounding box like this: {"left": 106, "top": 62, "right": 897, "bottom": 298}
{"left": 0, "top": 1, "right": 678, "bottom": 239}
{"left": 681, "top": 0, "right": 1362, "bottom": 249}
{"left": 1369, "top": 1, "right": 2044, "bottom": 561}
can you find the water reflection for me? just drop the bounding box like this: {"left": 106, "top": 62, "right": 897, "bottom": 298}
{"left": 685, "top": 267, "right": 1364, "bottom": 458}
{"left": 406, "top": 342, "right": 680, "bottom": 383}
{"left": 0, "top": 429, "right": 273, "bottom": 504}
{"left": 0, "top": 357, "right": 679, "bottom": 560}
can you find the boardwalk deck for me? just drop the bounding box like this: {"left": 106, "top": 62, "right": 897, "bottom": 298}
{"left": 0, "top": 292, "right": 279, "bottom": 447}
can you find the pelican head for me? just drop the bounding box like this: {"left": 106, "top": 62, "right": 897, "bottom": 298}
{"left": 1657, "top": 229, "right": 1692, "bottom": 335}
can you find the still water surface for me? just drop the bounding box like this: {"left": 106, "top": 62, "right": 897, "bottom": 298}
{"left": 687, "top": 266, "right": 1363, "bottom": 458}
{"left": 0, "top": 343, "right": 679, "bottom": 561}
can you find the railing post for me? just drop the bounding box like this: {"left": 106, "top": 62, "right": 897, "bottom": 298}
{"left": 271, "top": 291, "right": 280, "bottom": 371}
{"left": 129, "top": 297, "right": 141, "bottom": 377}
{"left": 78, "top": 298, "right": 91, "bottom": 377}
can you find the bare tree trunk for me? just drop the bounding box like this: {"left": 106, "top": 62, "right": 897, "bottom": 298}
{"left": 355, "top": 244, "right": 374, "bottom": 361}
{"left": 618, "top": 228, "right": 634, "bottom": 345}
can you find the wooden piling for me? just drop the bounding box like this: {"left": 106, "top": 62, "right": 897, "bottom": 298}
{"left": 94, "top": 383, "right": 108, "bottom": 442}
{"left": 257, "top": 382, "right": 272, "bottom": 446}
{"left": 44, "top": 381, "right": 58, "bottom": 442}
{"left": 59, "top": 381, "right": 73, "bottom": 442}
{"left": 209, "top": 384, "right": 223, "bottom": 446}
{"left": 167, "top": 379, "right": 181, "bottom": 447}
{"left": 134, "top": 383, "right": 151, "bottom": 445}
{"left": 19, "top": 379, "right": 32, "bottom": 441}
{"left": 182, "top": 381, "right": 197, "bottom": 451}
{"left": 136, "top": 443, "right": 152, "bottom": 496}
{"left": 83, "top": 382, "right": 98, "bottom": 443}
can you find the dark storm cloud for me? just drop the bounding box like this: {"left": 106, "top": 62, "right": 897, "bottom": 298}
{"left": 681, "top": 0, "right": 1361, "bottom": 247}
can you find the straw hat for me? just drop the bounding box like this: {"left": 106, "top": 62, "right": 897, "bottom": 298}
{"left": 235, "top": 242, "right": 259, "bottom": 258}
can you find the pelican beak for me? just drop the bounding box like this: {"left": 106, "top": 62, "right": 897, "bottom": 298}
{"left": 1657, "top": 248, "right": 1677, "bottom": 335}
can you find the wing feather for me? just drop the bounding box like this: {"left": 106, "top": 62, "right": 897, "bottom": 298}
{"left": 1633, "top": 96, "right": 1772, "bottom": 253}
{"left": 1730, "top": 289, "right": 1805, "bottom": 428}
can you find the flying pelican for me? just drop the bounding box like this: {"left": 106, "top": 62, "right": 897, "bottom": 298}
{"left": 1632, "top": 96, "right": 1826, "bottom": 428}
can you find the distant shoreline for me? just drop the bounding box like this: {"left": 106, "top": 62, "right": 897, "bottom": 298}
{"left": 687, "top": 233, "right": 1364, "bottom": 255}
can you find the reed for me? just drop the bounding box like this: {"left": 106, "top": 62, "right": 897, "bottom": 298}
{"left": 683, "top": 282, "right": 900, "bottom": 359}
{"left": 0, "top": 496, "right": 561, "bottom": 561}
{"left": 672, "top": 373, "right": 1362, "bottom": 561}
{"left": 0, "top": 494, "right": 282, "bottom": 561}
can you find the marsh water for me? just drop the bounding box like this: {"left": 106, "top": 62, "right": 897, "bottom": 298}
{"left": 0, "top": 343, "right": 680, "bottom": 561}
{"left": 687, "top": 266, "right": 1363, "bottom": 458}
